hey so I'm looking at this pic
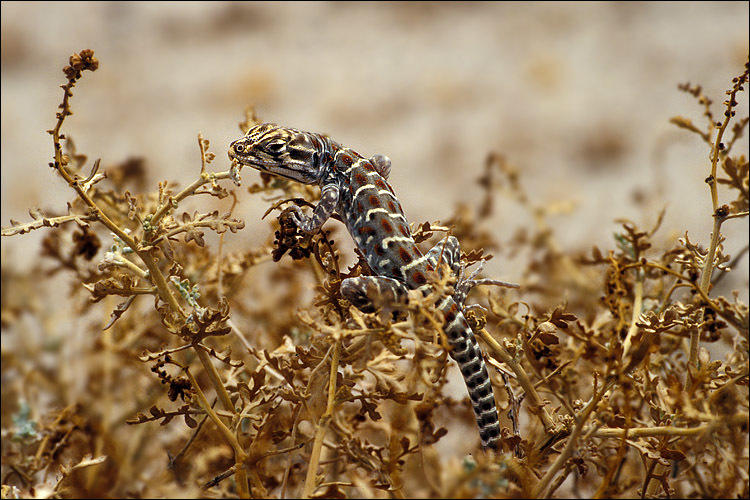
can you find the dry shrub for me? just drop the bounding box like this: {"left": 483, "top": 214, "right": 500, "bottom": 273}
{"left": 1, "top": 50, "right": 748, "bottom": 499}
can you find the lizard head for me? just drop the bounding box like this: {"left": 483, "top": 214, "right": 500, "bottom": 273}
{"left": 228, "top": 123, "right": 323, "bottom": 184}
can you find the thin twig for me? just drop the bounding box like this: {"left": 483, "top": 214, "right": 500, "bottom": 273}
{"left": 477, "top": 328, "right": 558, "bottom": 435}
{"left": 622, "top": 275, "right": 644, "bottom": 357}
{"left": 591, "top": 412, "right": 748, "bottom": 438}
{"left": 302, "top": 340, "right": 341, "bottom": 498}
{"left": 689, "top": 69, "right": 748, "bottom": 376}
{"left": 532, "top": 377, "right": 607, "bottom": 498}
{"left": 1, "top": 213, "right": 97, "bottom": 236}
{"left": 181, "top": 364, "right": 250, "bottom": 498}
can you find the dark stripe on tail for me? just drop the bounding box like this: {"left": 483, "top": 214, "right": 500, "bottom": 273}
{"left": 441, "top": 297, "right": 500, "bottom": 450}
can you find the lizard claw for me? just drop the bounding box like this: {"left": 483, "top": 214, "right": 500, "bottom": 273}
{"left": 454, "top": 259, "right": 519, "bottom": 306}
{"left": 287, "top": 205, "right": 312, "bottom": 233}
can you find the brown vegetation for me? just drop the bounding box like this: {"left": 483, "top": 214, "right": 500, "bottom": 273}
{"left": 1, "top": 50, "right": 748, "bottom": 498}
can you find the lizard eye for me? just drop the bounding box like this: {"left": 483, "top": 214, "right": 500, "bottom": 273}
{"left": 234, "top": 144, "right": 245, "bottom": 153}
{"left": 266, "top": 142, "right": 285, "bottom": 154}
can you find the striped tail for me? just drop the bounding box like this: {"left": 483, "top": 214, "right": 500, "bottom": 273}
{"left": 440, "top": 296, "right": 501, "bottom": 450}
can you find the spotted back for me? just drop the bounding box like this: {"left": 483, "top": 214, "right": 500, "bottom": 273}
{"left": 331, "top": 151, "right": 436, "bottom": 289}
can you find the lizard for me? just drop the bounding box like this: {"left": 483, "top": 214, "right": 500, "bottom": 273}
{"left": 228, "top": 123, "right": 507, "bottom": 450}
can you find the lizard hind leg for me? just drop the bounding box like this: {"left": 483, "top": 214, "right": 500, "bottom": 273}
{"left": 425, "top": 236, "right": 519, "bottom": 307}
{"left": 425, "top": 235, "right": 462, "bottom": 277}
{"left": 340, "top": 275, "right": 409, "bottom": 321}
{"left": 454, "top": 260, "right": 520, "bottom": 308}
{"left": 424, "top": 236, "right": 480, "bottom": 307}
{"left": 368, "top": 154, "right": 392, "bottom": 179}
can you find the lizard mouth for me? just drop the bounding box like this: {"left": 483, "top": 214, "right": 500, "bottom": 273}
{"left": 239, "top": 158, "right": 277, "bottom": 174}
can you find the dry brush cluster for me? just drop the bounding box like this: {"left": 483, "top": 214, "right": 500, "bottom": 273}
{"left": 1, "top": 50, "right": 748, "bottom": 498}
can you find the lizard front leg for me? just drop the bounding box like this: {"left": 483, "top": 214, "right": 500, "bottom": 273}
{"left": 340, "top": 275, "right": 409, "bottom": 320}
{"left": 455, "top": 260, "right": 519, "bottom": 308}
{"left": 291, "top": 183, "right": 340, "bottom": 233}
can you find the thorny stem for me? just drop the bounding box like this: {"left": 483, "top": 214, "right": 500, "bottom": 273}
{"left": 48, "top": 52, "right": 247, "bottom": 495}
{"left": 198, "top": 132, "right": 209, "bottom": 174}
{"left": 477, "top": 329, "right": 558, "bottom": 435}
{"left": 689, "top": 215, "right": 723, "bottom": 374}
{"left": 621, "top": 274, "right": 644, "bottom": 357}
{"left": 532, "top": 377, "right": 607, "bottom": 498}
{"left": 707, "top": 107, "right": 731, "bottom": 211}
{"left": 1, "top": 213, "right": 97, "bottom": 237}
{"left": 302, "top": 340, "right": 341, "bottom": 498}
{"left": 194, "top": 345, "right": 236, "bottom": 419}
{"left": 281, "top": 405, "right": 304, "bottom": 499}
{"left": 591, "top": 412, "right": 748, "bottom": 438}
{"left": 49, "top": 71, "right": 186, "bottom": 320}
{"left": 149, "top": 170, "right": 234, "bottom": 231}
{"left": 112, "top": 253, "right": 149, "bottom": 278}
{"left": 688, "top": 73, "right": 746, "bottom": 377}
{"left": 181, "top": 365, "right": 250, "bottom": 499}
{"left": 592, "top": 431, "right": 629, "bottom": 499}
{"left": 148, "top": 218, "right": 244, "bottom": 247}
